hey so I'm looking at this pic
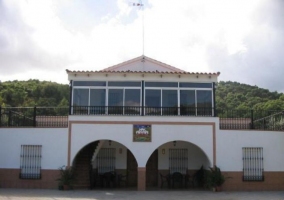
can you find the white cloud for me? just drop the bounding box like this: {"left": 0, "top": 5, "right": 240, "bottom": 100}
{"left": 0, "top": 0, "right": 284, "bottom": 92}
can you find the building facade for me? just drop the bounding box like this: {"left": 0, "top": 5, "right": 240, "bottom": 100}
{"left": 0, "top": 56, "right": 284, "bottom": 191}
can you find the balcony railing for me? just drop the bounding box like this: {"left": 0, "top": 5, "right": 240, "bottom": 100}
{"left": 71, "top": 106, "right": 214, "bottom": 117}
{"left": 0, "top": 107, "right": 68, "bottom": 128}
{"left": 0, "top": 106, "right": 283, "bottom": 131}
{"left": 217, "top": 109, "right": 284, "bottom": 131}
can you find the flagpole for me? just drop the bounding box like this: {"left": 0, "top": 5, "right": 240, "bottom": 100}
{"left": 131, "top": 1, "right": 144, "bottom": 56}
{"left": 142, "top": 2, "right": 144, "bottom": 56}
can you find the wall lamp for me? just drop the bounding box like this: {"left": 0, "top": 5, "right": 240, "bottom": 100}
{"left": 109, "top": 140, "right": 112, "bottom": 146}
{"left": 173, "top": 141, "right": 176, "bottom": 146}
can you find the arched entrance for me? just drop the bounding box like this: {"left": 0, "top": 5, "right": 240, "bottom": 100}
{"left": 72, "top": 141, "right": 97, "bottom": 189}
{"left": 145, "top": 140, "right": 211, "bottom": 190}
{"left": 71, "top": 140, "right": 138, "bottom": 189}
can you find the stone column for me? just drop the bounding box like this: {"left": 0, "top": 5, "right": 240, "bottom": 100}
{"left": 137, "top": 167, "right": 146, "bottom": 191}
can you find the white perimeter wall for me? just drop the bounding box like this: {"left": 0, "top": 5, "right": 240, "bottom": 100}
{"left": 217, "top": 130, "right": 284, "bottom": 171}
{"left": 0, "top": 128, "right": 68, "bottom": 169}
{"left": 2, "top": 120, "right": 283, "bottom": 172}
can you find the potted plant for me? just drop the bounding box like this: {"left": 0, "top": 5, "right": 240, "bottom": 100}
{"left": 205, "top": 166, "right": 225, "bottom": 192}
{"left": 57, "top": 166, "right": 75, "bottom": 190}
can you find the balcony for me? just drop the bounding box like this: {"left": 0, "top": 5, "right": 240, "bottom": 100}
{"left": 0, "top": 106, "right": 283, "bottom": 131}
{"left": 70, "top": 106, "right": 214, "bottom": 117}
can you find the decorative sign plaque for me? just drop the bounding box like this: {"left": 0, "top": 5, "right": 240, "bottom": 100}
{"left": 133, "top": 125, "right": 151, "bottom": 142}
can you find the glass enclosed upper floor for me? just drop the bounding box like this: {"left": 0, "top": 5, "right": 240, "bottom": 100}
{"left": 71, "top": 80, "right": 215, "bottom": 116}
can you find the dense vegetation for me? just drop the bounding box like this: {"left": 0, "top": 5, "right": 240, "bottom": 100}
{"left": 0, "top": 80, "right": 284, "bottom": 110}
{"left": 0, "top": 80, "right": 69, "bottom": 107}
{"left": 216, "top": 81, "right": 284, "bottom": 110}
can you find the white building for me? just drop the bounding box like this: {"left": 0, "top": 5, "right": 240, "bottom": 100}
{"left": 0, "top": 56, "right": 283, "bottom": 191}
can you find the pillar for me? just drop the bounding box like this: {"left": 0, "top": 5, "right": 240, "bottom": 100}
{"left": 137, "top": 167, "right": 146, "bottom": 191}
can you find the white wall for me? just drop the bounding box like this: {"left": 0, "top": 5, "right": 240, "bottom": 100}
{"left": 2, "top": 123, "right": 283, "bottom": 173}
{"left": 0, "top": 128, "right": 68, "bottom": 169}
{"left": 217, "top": 130, "right": 284, "bottom": 171}
{"left": 69, "top": 116, "right": 217, "bottom": 167}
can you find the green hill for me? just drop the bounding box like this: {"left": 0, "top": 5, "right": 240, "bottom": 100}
{"left": 0, "top": 80, "right": 69, "bottom": 107}
{"left": 216, "top": 81, "right": 284, "bottom": 110}
{"left": 0, "top": 80, "right": 283, "bottom": 110}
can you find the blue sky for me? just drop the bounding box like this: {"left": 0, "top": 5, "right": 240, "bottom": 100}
{"left": 0, "top": 0, "right": 284, "bottom": 92}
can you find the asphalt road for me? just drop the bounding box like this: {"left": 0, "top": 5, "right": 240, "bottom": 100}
{"left": 0, "top": 189, "right": 284, "bottom": 200}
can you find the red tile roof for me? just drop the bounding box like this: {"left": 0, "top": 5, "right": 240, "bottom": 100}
{"left": 66, "top": 55, "right": 220, "bottom": 76}
{"left": 66, "top": 69, "right": 220, "bottom": 75}
{"left": 101, "top": 55, "right": 186, "bottom": 72}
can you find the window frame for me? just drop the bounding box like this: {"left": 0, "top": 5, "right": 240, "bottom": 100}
{"left": 242, "top": 147, "right": 264, "bottom": 181}
{"left": 71, "top": 81, "right": 214, "bottom": 116}
{"left": 20, "top": 145, "right": 42, "bottom": 179}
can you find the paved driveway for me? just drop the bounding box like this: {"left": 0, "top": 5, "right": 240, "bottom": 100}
{"left": 0, "top": 189, "right": 284, "bottom": 200}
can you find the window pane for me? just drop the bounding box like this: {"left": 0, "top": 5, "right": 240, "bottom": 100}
{"left": 125, "top": 89, "right": 140, "bottom": 106}
{"left": 197, "top": 90, "right": 212, "bottom": 116}
{"left": 180, "top": 90, "right": 195, "bottom": 107}
{"left": 73, "top": 89, "right": 89, "bottom": 106}
{"left": 125, "top": 89, "right": 141, "bottom": 115}
{"left": 145, "top": 90, "right": 161, "bottom": 115}
{"left": 73, "top": 81, "right": 106, "bottom": 86}
{"left": 108, "top": 89, "right": 123, "bottom": 114}
{"left": 146, "top": 90, "right": 161, "bottom": 107}
{"left": 108, "top": 81, "right": 141, "bottom": 87}
{"left": 145, "top": 82, "right": 178, "bottom": 87}
{"left": 162, "top": 90, "right": 177, "bottom": 115}
{"left": 90, "top": 89, "right": 106, "bottom": 106}
{"left": 90, "top": 89, "right": 106, "bottom": 114}
{"left": 179, "top": 82, "right": 212, "bottom": 88}
{"left": 197, "top": 90, "right": 212, "bottom": 107}
{"left": 162, "top": 90, "right": 177, "bottom": 107}
{"left": 180, "top": 90, "right": 196, "bottom": 116}
{"left": 108, "top": 89, "right": 123, "bottom": 106}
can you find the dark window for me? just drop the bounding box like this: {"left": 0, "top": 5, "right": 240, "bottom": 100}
{"left": 179, "top": 82, "right": 212, "bottom": 88}
{"left": 162, "top": 90, "right": 178, "bottom": 115}
{"left": 180, "top": 90, "right": 196, "bottom": 115}
{"left": 73, "top": 89, "right": 89, "bottom": 106}
{"left": 145, "top": 90, "right": 161, "bottom": 115}
{"left": 108, "top": 81, "right": 141, "bottom": 87}
{"left": 197, "top": 90, "right": 212, "bottom": 107}
{"left": 90, "top": 89, "right": 106, "bottom": 114}
{"left": 73, "top": 81, "right": 106, "bottom": 86}
{"left": 162, "top": 90, "right": 177, "bottom": 107}
{"left": 90, "top": 89, "right": 106, "bottom": 106}
{"left": 145, "top": 82, "right": 178, "bottom": 87}
{"left": 146, "top": 90, "right": 161, "bottom": 107}
{"left": 125, "top": 89, "right": 141, "bottom": 115}
{"left": 108, "top": 89, "right": 123, "bottom": 114}
{"left": 125, "top": 89, "right": 140, "bottom": 106}
{"left": 108, "top": 89, "right": 123, "bottom": 106}
{"left": 196, "top": 90, "right": 212, "bottom": 116}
